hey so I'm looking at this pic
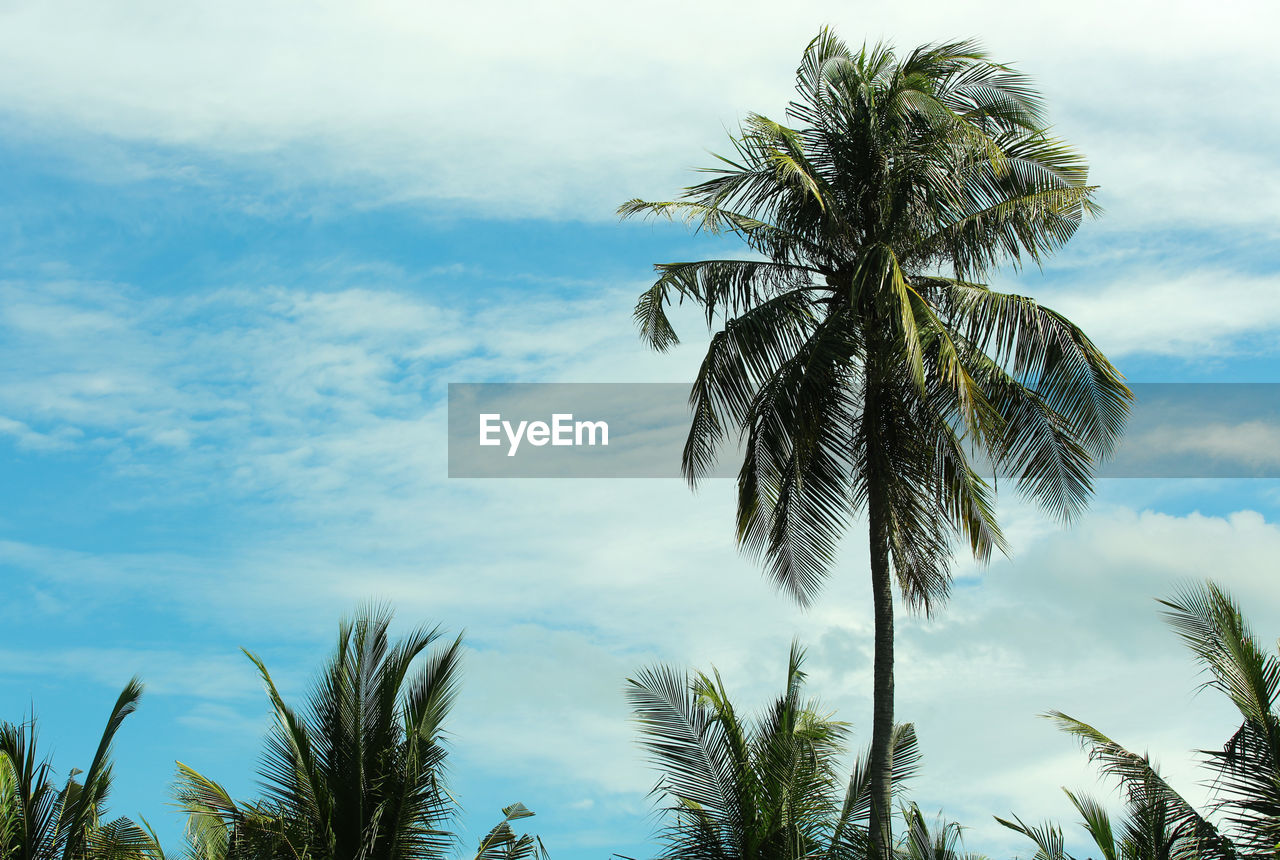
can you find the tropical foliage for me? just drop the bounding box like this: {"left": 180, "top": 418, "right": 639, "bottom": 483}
{"left": 620, "top": 27, "right": 1129, "bottom": 859}
{"left": 1001, "top": 581, "right": 1280, "bottom": 860}
{"left": 0, "top": 679, "right": 160, "bottom": 860}
{"left": 1000, "top": 785, "right": 1209, "bottom": 860}
{"left": 15, "top": 585, "right": 1280, "bottom": 860}
{"left": 174, "top": 607, "right": 544, "bottom": 860}
{"left": 626, "top": 642, "right": 942, "bottom": 860}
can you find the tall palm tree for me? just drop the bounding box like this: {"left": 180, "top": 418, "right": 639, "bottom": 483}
{"left": 1001, "top": 581, "right": 1279, "bottom": 860}
{"left": 619, "top": 29, "right": 1129, "bottom": 859}
{"left": 626, "top": 643, "right": 923, "bottom": 860}
{"left": 0, "top": 679, "right": 160, "bottom": 860}
{"left": 175, "top": 607, "right": 544, "bottom": 860}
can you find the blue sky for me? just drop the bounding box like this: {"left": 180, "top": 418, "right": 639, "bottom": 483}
{"left": 1, "top": 1, "right": 1279, "bottom": 858}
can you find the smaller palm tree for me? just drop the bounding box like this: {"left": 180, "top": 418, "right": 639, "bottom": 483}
{"left": 175, "top": 606, "right": 544, "bottom": 860}
{"left": 0, "top": 678, "right": 161, "bottom": 860}
{"left": 898, "top": 803, "right": 987, "bottom": 860}
{"left": 468, "top": 803, "right": 546, "bottom": 860}
{"left": 999, "top": 785, "right": 1203, "bottom": 860}
{"left": 626, "top": 643, "right": 928, "bottom": 860}
{"left": 1001, "top": 581, "right": 1280, "bottom": 860}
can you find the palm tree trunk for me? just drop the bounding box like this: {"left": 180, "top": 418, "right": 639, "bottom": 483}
{"left": 864, "top": 364, "right": 895, "bottom": 860}
{"left": 866, "top": 473, "right": 895, "bottom": 860}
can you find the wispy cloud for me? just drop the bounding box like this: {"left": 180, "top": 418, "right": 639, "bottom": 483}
{"left": 0, "top": 645, "right": 260, "bottom": 700}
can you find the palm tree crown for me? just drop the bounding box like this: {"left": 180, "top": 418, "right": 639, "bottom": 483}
{"left": 177, "top": 607, "right": 465, "bottom": 860}
{"left": 626, "top": 643, "right": 922, "bottom": 860}
{"left": 622, "top": 29, "right": 1128, "bottom": 603}
{"left": 176, "top": 607, "right": 546, "bottom": 860}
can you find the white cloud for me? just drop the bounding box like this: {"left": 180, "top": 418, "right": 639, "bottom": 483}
{"left": 176, "top": 702, "right": 269, "bottom": 739}
{"left": 1126, "top": 419, "right": 1280, "bottom": 469}
{"left": 0, "top": 272, "right": 689, "bottom": 496}
{"left": 0, "top": 415, "right": 80, "bottom": 451}
{"left": 1020, "top": 268, "right": 1280, "bottom": 359}
{"left": 0, "top": 644, "right": 261, "bottom": 700}
{"left": 0, "top": 1, "right": 1274, "bottom": 225}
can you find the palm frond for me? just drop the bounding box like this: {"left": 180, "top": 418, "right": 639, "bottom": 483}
{"left": 996, "top": 814, "right": 1072, "bottom": 860}
{"left": 1062, "top": 789, "right": 1119, "bottom": 860}
{"left": 1161, "top": 582, "right": 1280, "bottom": 854}
{"left": 59, "top": 679, "right": 144, "bottom": 860}
{"left": 1046, "top": 712, "right": 1236, "bottom": 860}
